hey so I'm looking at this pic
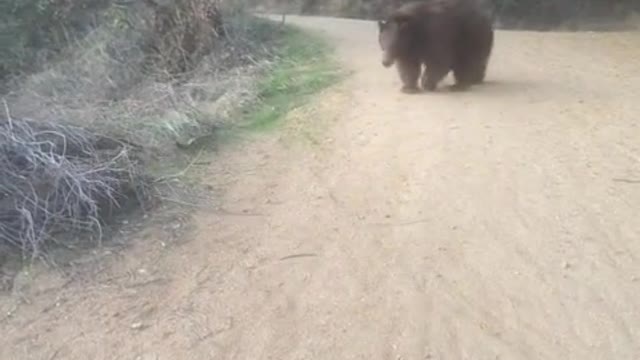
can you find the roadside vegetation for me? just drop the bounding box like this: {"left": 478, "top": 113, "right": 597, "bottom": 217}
{"left": 243, "top": 25, "right": 342, "bottom": 131}
{"left": 0, "top": 0, "right": 340, "bottom": 271}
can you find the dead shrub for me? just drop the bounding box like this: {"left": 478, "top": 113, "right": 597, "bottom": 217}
{"left": 0, "top": 112, "right": 148, "bottom": 259}
{"left": 0, "top": 1, "right": 283, "bottom": 261}
{"left": 143, "top": 0, "right": 226, "bottom": 75}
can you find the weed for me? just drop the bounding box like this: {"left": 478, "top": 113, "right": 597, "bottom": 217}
{"left": 242, "top": 25, "right": 343, "bottom": 131}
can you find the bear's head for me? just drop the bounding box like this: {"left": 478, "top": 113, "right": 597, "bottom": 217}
{"left": 377, "top": 15, "right": 411, "bottom": 68}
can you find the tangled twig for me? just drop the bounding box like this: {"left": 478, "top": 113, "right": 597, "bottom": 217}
{"left": 0, "top": 113, "right": 148, "bottom": 259}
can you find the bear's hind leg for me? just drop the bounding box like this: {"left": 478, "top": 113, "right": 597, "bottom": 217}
{"left": 451, "top": 65, "right": 473, "bottom": 91}
{"left": 467, "top": 56, "right": 489, "bottom": 84}
{"left": 422, "top": 62, "right": 450, "bottom": 91}
{"left": 469, "top": 27, "right": 493, "bottom": 84}
{"left": 397, "top": 58, "right": 421, "bottom": 93}
{"left": 450, "top": 52, "right": 480, "bottom": 90}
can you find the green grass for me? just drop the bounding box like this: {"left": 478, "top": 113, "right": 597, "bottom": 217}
{"left": 243, "top": 24, "right": 343, "bottom": 131}
{"left": 147, "top": 22, "right": 344, "bottom": 179}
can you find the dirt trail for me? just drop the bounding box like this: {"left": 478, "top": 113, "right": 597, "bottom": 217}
{"left": 3, "top": 15, "right": 640, "bottom": 360}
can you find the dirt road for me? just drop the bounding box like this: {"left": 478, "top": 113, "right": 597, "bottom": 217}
{"left": 3, "top": 15, "right": 640, "bottom": 360}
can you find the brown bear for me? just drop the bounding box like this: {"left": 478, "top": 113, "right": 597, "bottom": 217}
{"left": 377, "top": 0, "right": 494, "bottom": 93}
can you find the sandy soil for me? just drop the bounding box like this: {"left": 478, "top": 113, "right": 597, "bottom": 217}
{"left": 2, "top": 15, "right": 640, "bottom": 360}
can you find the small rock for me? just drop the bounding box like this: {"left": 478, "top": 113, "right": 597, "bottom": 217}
{"left": 131, "top": 322, "right": 144, "bottom": 330}
{"left": 563, "top": 261, "right": 571, "bottom": 269}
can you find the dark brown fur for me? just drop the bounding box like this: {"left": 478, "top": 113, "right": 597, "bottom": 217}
{"left": 377, "top": 0, "right": 494, "bottom": 92}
